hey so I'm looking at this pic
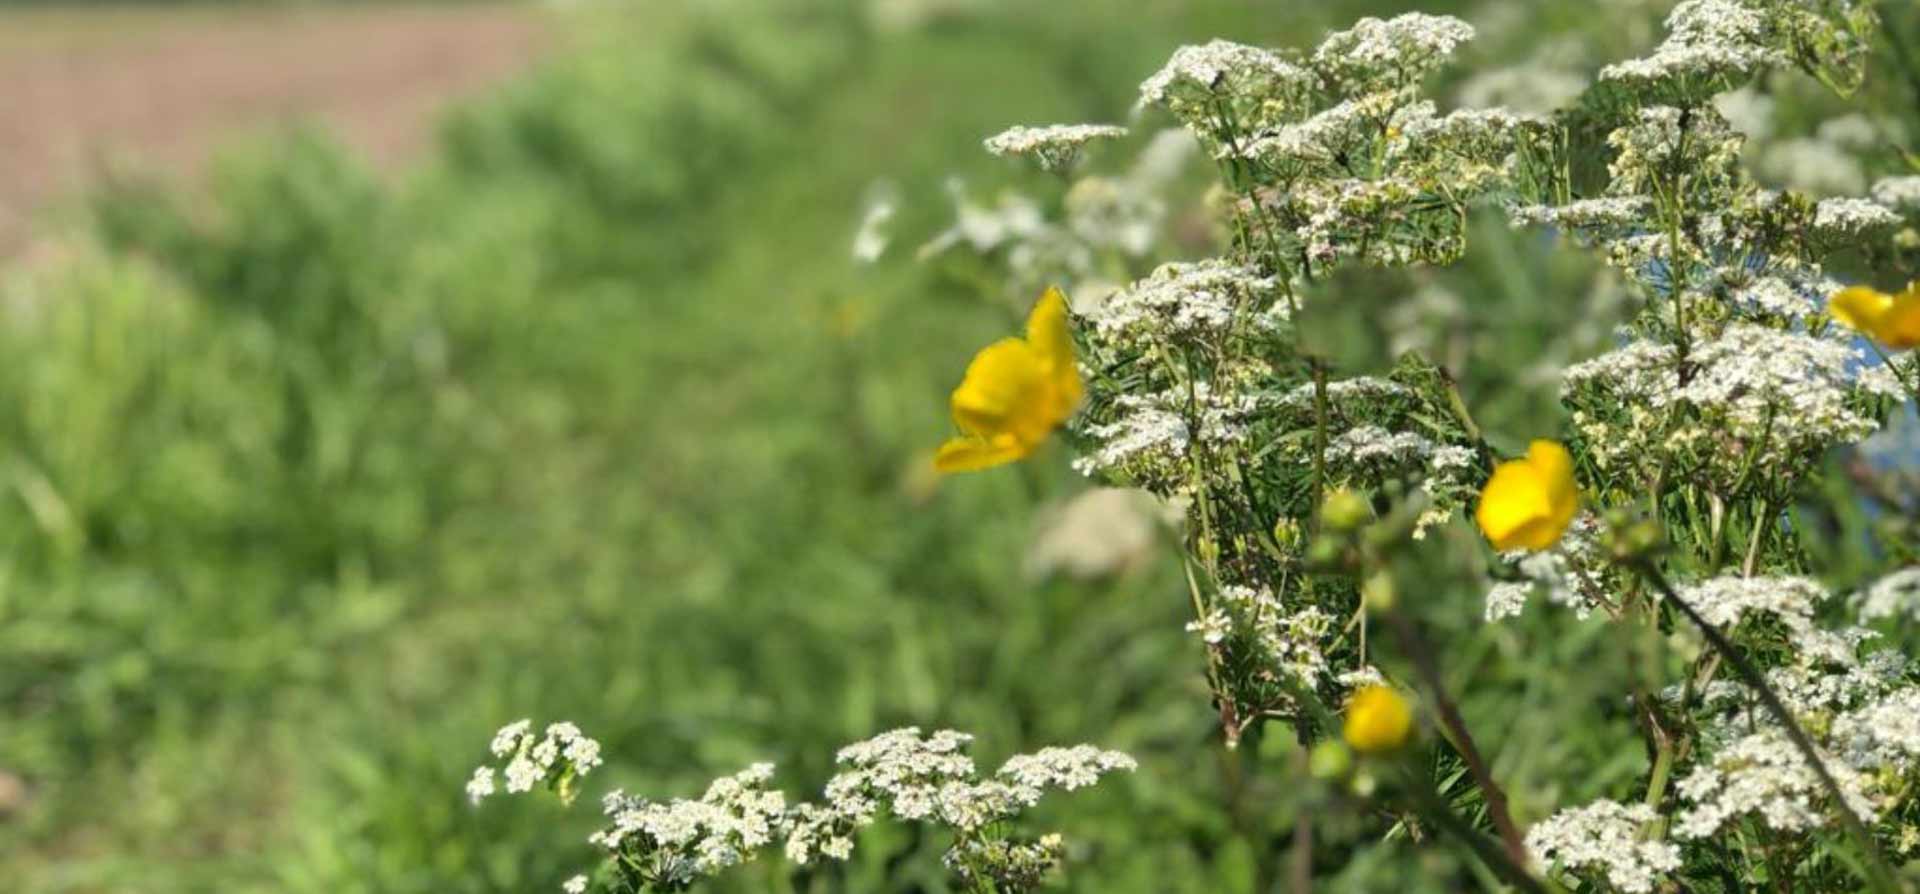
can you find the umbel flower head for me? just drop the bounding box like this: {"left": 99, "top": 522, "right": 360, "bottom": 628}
{"left": 1831, "top": 283, "right": 1920, "bottom": 351}
{"left": 1343, "top": 685, "right": 1414, "bottom": 754}
{"left": 1476, "top": 440, "right": 1578, "bottom": 551}
{"left": 935, "top": 287, "right": 1083, "bottom": 473}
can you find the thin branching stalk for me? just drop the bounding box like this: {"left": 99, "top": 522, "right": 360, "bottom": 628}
{"left": 1398, "top": 765, "right": 1551, "bottom": 894}
{"left": 1383, "top": 609, "right": 1528, "bottom": 866}
{"left": 1629, "top": 563, "right": 1904, "bottom": 894}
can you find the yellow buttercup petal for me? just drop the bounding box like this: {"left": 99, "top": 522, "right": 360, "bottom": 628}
{"left": 1477, "top": 463, "right": 1554, "bottom": 550}
{"left": 1831, "top": 285, "right": 1893, "bottom": 334}
{"left": 1527, "top": 439, "right": 1579, "bottom": 537}
{"left": 1343, "top": 685, "right": 1414, "bottom": 755}
{"left": 1025, "top": 286, "right": 1084, "bottom": 414}
{"left": 934, "top": 436, "right": 1031, "bottom": 473}
{"left": 949, "top": 338, "right": 1047, "bottom": 439}
{"left": 1884, "top": 284, "right": 1920, "bottom": 350}
{"left": 1476, "top": 439, "right": 1578, "bottom": 551}
{"left": 934, "top": 287, "right": 1084, "bottom": 475}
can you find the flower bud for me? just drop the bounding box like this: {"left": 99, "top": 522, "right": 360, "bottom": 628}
{"left": 1322, "top": 488, "right": 1372, "bottom": 532}
{"left": 1603, "top": 509, "right": 1665, "bottom": 563}
{"left": 1310, "top": 739, "right": 1353, "bottom": 779}
{"left": 1361, "top": 570, "right": 1396, "bottom": 613}
{"left": 1343, "top": 685, "right": 1415, "bottom": 755}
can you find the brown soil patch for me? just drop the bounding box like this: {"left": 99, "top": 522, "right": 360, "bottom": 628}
{"left": 0, "top": 4, "right": 552, "bottom": 252}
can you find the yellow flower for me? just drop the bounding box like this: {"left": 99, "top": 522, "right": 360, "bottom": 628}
{"left": 1475, "top": 440, "right": 1578, "bottom": 552}
{"left": 1343, "top": 685, "right": 1414, "bottom": 754}
{"left": 1831, "top": 283, "right": 1920, "bottom": 351}
{"left": 934, "top": 287, "right": 1083, "bottom": 473}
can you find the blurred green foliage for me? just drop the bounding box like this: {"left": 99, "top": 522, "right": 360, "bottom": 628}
{"left": 1, "top": 1, "right": 1913, "bottom": 892}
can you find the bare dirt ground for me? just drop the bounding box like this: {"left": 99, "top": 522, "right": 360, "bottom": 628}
{"left": 0, "top": 4, "right": 551, "bottom": 252}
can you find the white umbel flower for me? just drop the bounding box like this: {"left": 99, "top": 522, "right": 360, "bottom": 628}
{"left": 1871, "top": 176, "right": 1920, "bottom": 212}
{"left": 1312, "top": 13, "right": 1474, "bottom": 88}
{"left": 1526, "top": 800, "right": 1680, "bottom": 894}
{"left": 1813, "top": 197, "right": 1901, "bottom": 237}
{"left": 985, "top": 124, "right": 1128, "bottom": 172}
{"left": 1676, "top": 728, "right": 1880, "bottom": 838}
{"left": 1854, "top": 568, "right": 1920, "bottom": 623}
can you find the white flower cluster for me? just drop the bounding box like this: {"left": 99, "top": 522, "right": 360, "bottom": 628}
{"left": 1485, "top": 515, "right": 1610, "bottom": 621}
{"left": 921, "top": 129, "right": 1200, "bottom": 304}
{"left": 1658, "top": 573, "right": 1920, "bottom": 846}
{"left": 1854, "top": 567, "right": 1920, "bottom": 623}
{"left": 1140, "top": 13, "right": 1521, "bottom": 276}
{"left": 1870, "top": 175, "right": 1920, "bottom": 212}
{"left": 1675, "top": 574, "right": 1828, "bottom": 640}
{"left": 1322, "top": 424, "right": 1435, "bottom": 469}
{"left": 1275, "top": 375, "right": 1409, "bottom": 413}
{"left": 1185, "top": 585, "right": 1334, "bottom": 698}
{"left": 944, "top": 834, "right": 1067, "bottom": 890}
{"left": 1137, "top": 39, "right": 1312, "bottom": 133}
{"left": 1597, "top": 0, "right": 1781, "bottom": 94}
{"left": 919, "top": 179, "right": 1049, "bottom": 258}
{"left": 1508, "top": 197, "right": 1652, "bottom": 233}
{"left": 1525, "top": 799, "right": 1680, "bottom": 894}
{"left": 1562, "top": 325, "right": 1895, "bottom": 487}
{"left": 472, "top": 723, "right": 1132, "bottom": 892}
{"left": 1605, "top": 105, "right": 1744, "bottom": 198}
{"left": 1090, "top": 258, "right": 1281, "bottom": 346}
{"left": 998, "top": 746, "right": 1140, "bottom": 792}
{"left": 1311, "top": 13, "right": 1475, "bottom": 89}
{"left": 1236, "top": 90, "right": 1400, "bottom": 168}
{"left": 1318, "top": 424, "right": 1479, "bottom": 532}
{"left": 1675, "top": 727, "right": 1880, "bottom": 839}
{"left": 785, "top": 728, "right": 1134, "bottom": 867}
{"left": 985, "top": 124, "right": 1128, "bottom": 172}
{"left": 468, "top": 719, "right": 603, "bottom": 805}
{"left": 1670, "top": 576, "right": 1920, "bottom": 761}
{"left": 588, "top": 764, "right": 787, "bottom": 888}
{"left": 1812, "top": 197, "right": 1902, "bottom": 238}
{"left": 850, "top": 182, "right": 897, "bottom": 264}
{"left": 1830, "top": 687, "right": 1920, "bottom": 775}
{"left": 1727, "top": 272, "right": 1832, "bottom": 320}
{"left": 1693, "top": 631, "right": 1900, "bottom": 733}
{"left": 1072, "top": 381, "right": 1260, "bottom": 489}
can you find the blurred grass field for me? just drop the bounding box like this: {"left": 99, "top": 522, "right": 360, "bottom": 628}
{"left": 2, "top": 1, "right": 1914, "bottom": 892}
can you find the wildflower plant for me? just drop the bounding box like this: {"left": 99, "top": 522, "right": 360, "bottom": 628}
{"left": 920, "top": 1, "right": 1920, "bottom": 890}
{"left": 475, "top": 2, "right": 1920, "bottom": 890}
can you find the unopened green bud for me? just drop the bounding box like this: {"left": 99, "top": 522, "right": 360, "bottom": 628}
{"left": 1362, "top": 570, "right": 1397, "bottom": 613}
{"left": 1350, "top": 769, "right": 1378, "bottom": 798}
{"left": 1310, "top": 739, "right": 1353, "bottom": 779}
{"left": 1322, "top": 488, "right": 1372, "bottom": 532}
{"left": 1306, "top": 537, "right": 1346, "bottom": 571}
{"left": 1273, "top": 517, "right": 1302, "bottom": 550}
{"left": 1604, "top": 509, "right": 1666, "bottom": 563}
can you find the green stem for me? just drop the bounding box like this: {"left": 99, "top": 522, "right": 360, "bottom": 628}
{"left": 1399, "top": 766, "right": 1551, "bottom": 894}
{"left": 1643, "top": 731, "right": 1675, "bottom": 815}
{"left": 1384, "top": 610, "right": 1528, "bottom": 867}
